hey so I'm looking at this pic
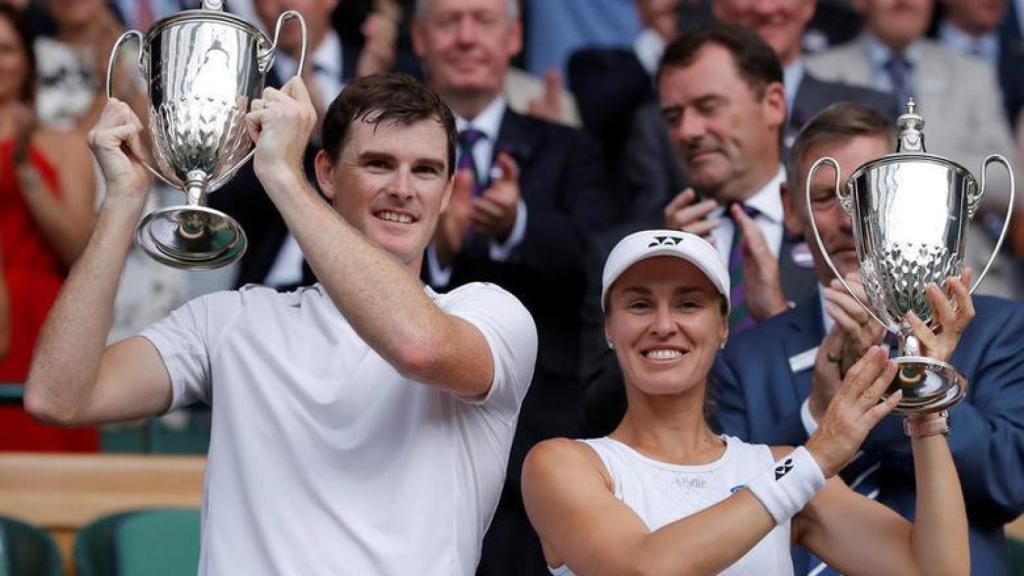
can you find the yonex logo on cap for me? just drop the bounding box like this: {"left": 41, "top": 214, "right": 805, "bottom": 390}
{"left": 648, "top": 235, "right": 684, "bottom": 248}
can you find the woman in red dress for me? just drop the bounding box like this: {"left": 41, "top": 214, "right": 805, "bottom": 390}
{"left": 0, "top": 4, "right": 97, "bottom": 451}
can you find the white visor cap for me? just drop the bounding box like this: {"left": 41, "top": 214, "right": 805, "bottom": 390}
{"left": 601, "top": 230, "right": 730, "bottom": 313}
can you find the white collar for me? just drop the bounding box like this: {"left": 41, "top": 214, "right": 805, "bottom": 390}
{"left": 938, "top": 19, "right": 999, "bottom": 63}
{"left": 455, "top": 96, "right": 507, "bottom": 141}
{"left": 862, "top": 31, "right": 922, "bottom": 68}
{"left": 634, "top": 28, "right": 667, "bottom": 76}
{"left": 715, "top": 166, "right": 787, "bottom": 223}
{"left": 784, "top": 59, "right": 805, "bottom": 109}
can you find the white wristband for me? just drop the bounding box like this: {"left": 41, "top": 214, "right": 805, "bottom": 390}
{"left": 746, "top": 446, "right": 826, "bottom": 525}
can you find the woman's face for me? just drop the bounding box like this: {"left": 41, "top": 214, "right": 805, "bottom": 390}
{"left": 605, "top": 257, "right": 728, "bottom": 397}
{"left": 0, "top": 16, "right": 28, "bottom": 103}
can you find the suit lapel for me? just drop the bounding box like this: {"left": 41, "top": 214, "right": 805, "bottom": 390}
{"left": 494, "top": 109, "right": 540, "bottom": 178}
{"left": 916, "top": 43, "right": 950, "bottom": 116}
{"left": 783, "top": 292, "right": 826, "bottom": 404}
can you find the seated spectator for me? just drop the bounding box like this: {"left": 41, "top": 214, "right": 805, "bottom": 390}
{"left": 806, "top": 0, "right": 1022, "bottom": 299}
{"left": 934, "top": 0, "right": 1024, "bottom": 127}
{"left": 714, "top": 101, "right": 1024, "bottom": 575}
{"left": 0, "top": 4, "right": 97, "bottom": 450}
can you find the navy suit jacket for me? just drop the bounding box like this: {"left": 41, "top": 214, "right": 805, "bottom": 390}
{"left": 713, "top": 292, "right": 1024, "bottom": 576}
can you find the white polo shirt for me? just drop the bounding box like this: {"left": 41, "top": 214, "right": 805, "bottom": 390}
{"left": 141, "top": 282, "right": 537, "bottom": 575}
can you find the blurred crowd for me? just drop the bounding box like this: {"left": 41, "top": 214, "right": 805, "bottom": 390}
{"left": 1, "top": 0, "right": 1024, "bottom": 573}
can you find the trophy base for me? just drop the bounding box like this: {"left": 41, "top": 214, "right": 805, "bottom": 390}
{"left": 885, "top": 356, "right": 967, "bottom": 415}
{"left": 136, "top": 205, "right": 247, "bottom": 270}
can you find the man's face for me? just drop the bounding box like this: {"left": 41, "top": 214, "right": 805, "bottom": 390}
{"left": 253, "top": 0, "right": 338, "bottom": 57}
{"left": 944, "top": 0, "right": 1008, "bottom": 35}
{"left": 412, "top": 0, "right": 522, "bottom": 100}
{"left": 711, "top": 0, "right": 816, "bottom": 66}
{"left": 786, "top": 135, "right": 891, "bottom": 283}
{"left": 316, "top": 117, "right": 453, "bottom": 272}
{"left": 657, "top": 44, "right": 785, "bottom": 202}
{"left": 854, "top": 0, "right": 933, "bottom": 50}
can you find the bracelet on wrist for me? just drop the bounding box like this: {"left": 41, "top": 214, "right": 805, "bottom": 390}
{"left": 903, "top": 411, "right": 950, "bottom": 438}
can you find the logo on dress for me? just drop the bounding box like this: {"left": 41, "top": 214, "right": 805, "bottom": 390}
{"left": 730, "top": 485, "right": 746, "bottom": 494}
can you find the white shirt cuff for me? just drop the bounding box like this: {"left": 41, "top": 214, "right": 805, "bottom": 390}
{"left": 800, "top": 398, "right": 819, "bottom": 436}
{"left": 426, "top": 243, "right": 453, "bottom": 288}
{"left": 489, "top": 198, "right": 527, "bottom": 262}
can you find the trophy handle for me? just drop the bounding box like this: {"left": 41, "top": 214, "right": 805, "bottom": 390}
{"left": 106, "top": 30, "right": 176, "bottom": 188}
{"left": 221, "top": 11, "right": 309, "bottom": 181}
{"left": 969, "top": 153, "right": 1016, "bottom": 294}
{"left": 805, "top": 156, "right": 887, "bottom": 329}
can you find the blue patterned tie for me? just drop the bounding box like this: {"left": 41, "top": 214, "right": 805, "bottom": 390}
{"left": 727, "top": 203, "right": 760, "bottom": 335}
{"left": 456, "top": 128, "right": 485, "bottom": 196}
{"left": 883, "top": 54, "right": 914, "bottom": 110}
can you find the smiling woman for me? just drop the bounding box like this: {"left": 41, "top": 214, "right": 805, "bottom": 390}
{"left": 521, "top": 229, "right": 970, "bottom": 576}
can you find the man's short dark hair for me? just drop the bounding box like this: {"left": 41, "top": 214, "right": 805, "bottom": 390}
{"left": 322, "top": 73, "right": 457, "bottom": 176}
{"left": 788, "top": 102, "right": 896, "bottom": 192}
{"left": 657, "top": 24, "right": 783, "bottom": 98}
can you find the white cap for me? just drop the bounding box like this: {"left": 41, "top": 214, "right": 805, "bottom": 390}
{"left": 601, "top": 230, "right": 730, "bottom": 312}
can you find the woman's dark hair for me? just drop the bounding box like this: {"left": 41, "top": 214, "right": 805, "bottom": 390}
{"left": 0, "top": 4, "right": 37, "bottom": 103}
{"left": 321, "top": 73, "right": 457, "bottom": 176}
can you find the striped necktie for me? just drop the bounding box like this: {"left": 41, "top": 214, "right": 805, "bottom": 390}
{"left": 456, "top": 128, "right": 485, "bottom": 196}
{"left": 728, "top": 203, "right": 760, "bottom": 334}
{"left": 883, "top": 53, "right": 914, "bottom": 109}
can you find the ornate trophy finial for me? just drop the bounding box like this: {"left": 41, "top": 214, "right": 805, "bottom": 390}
{"left": 896, "top": 97, "right": 926, "bottom": 153}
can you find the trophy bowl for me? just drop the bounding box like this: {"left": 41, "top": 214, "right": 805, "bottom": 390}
{"left": 806, "top": 100, "right": 1015, "bottom": 414}
{"left": 106, "top": 1, "right": 307, "bottom": 269}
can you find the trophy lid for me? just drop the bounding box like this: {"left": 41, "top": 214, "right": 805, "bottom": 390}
{"left": 895, "top": 98, "right": 926, "bottom": 153}
{"left": 848, "top": 98, "right": 972, "bottom": 181}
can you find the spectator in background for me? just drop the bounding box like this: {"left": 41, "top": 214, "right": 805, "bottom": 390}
{"left": 712, "top": 0, "right": 898, "bottom": 147}
{"left": 807, "top": 0, "right": 1022, "bottom": 299}
{"left": 580, "top": 25, "right": 820, "bottom": 449}
{"left": 569, "top": 0, "right": 686, "bottom": 223}
{"left": 715, "top": 101, "right": 1024, "bottom": 575}
{"left": 0, "top": 4, "right": 97, "bottom": 450}
{"left": 211, "top": 0, "right": 401, "bottom": 290}
{"left": 935, "top": 0, "right": 1024, "bottom": 127}
{"left": 411, "top": 0, "right": 612, "bottom": 573}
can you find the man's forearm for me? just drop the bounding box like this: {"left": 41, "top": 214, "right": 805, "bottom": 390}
{"left": 25, "top": 196, "right": 146, "bottom": 423}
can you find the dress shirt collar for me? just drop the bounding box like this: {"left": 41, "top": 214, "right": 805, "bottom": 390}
{"left": 735, "top": 166, "right": 787, "bottom": 224}
{"left": 455, "top": 96, "right": 507, "bottom": 142}
{"left": 938, "top": 19, "right": 999, "bottom": 64}
{"left": 784, "top": 58, "right": 806, "bottom": 110}
{"left": 862, "top": 31, "right": 923, "bottom": 69}
{"left": 634, "top": 28, "right": 667, "bottom": 77}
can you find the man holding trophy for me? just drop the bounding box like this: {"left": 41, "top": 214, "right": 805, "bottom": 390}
{"left": 25, "top": 55, "right": 537, "bottom": 576}
{"left": 714, "top": 102, "right": 1024, "bottom": 575}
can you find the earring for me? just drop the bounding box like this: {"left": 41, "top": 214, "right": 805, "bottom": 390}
{"left": 607, "top": 340, "right": 615, "bottom": 350}
{"left": 719, "top": 341, "right": 726, "bottom": 350}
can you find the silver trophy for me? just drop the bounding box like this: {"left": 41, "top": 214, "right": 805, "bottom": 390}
{"left": 106, "top": 1, "right": 307, "bottom": 269}
{"left": 806, "top": 100, "right": 1015, "bottom": 413}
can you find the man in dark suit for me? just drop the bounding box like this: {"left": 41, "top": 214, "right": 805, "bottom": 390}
{"left": 619, "top": 0, "right": 898, "bottom": 229}
{"left": 714, "top": 102, "right": 1024, "bottom": 576}
{"left": 581, "top": 24, "right": 820, "bottom": 437}
{"left": 411, "top": 1, "right": 612, "bottom": 574}
{"left": 210, "top": 0, "right": 400, "bottom": 289}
